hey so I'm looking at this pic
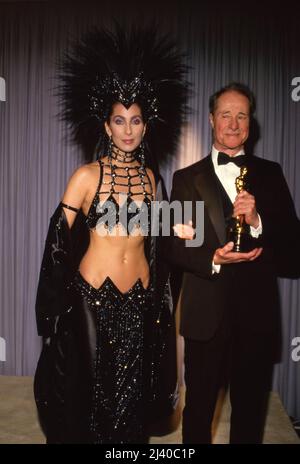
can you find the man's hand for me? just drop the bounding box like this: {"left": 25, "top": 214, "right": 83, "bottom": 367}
{"left": 213, "top": 241, "right": 263, "bottom": 265}
{"left": 233, "top": 190, "right": 259, "bottom": 228}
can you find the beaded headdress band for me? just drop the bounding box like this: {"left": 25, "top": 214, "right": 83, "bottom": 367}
{"left": 89, "top": 73, "right": 158, "bottom": 123}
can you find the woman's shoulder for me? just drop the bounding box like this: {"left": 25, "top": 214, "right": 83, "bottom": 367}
{"left": 63, "top": 162, "right": 100, "bottom": 198}
{"left": 70, "top": 161, "right": 99, "bottom": 182}
{"left": 145, "top": 166, "right": 155, "bottom": 183}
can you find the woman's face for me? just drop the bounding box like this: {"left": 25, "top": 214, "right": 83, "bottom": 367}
{"left": 105, "top": 102, "right": 146, "bottom": 152}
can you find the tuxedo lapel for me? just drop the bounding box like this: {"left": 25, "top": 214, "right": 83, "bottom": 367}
{"left": 194, "top": 156, "right": 226, "bottom": 245}
{"left": 244, "top": 155, "right": 260, "bottom": 195}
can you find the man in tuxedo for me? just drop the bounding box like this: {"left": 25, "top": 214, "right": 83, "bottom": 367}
{"left": 169, "top": 82, "right": 300, "bottom": 443}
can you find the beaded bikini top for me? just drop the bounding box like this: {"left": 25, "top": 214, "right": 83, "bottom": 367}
{"left": 61, "top": 157, "right": 154, "bottom": 235}
{"left": 85, "top": 158, "right": 154, "bottom": 234}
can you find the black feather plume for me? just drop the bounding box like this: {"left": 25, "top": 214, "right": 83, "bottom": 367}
{"left": 58, "top": 24, "right": 189, "bottom": 169}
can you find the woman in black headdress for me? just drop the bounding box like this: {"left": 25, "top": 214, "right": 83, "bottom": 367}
{"left": 34, "top": 25, "right": 188, "bottom": 444}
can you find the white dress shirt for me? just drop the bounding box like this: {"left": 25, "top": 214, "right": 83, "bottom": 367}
{"left": 211, "top": 146, "right": 262, "bottom": 273}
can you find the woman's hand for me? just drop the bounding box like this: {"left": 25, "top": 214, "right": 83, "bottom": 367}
{"left": 173, "top": 220, "right": 195, "bottom": 240}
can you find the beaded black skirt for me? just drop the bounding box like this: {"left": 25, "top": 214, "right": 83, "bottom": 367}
{"left": 40, "top": 270, "right": 154, "bottom": 444}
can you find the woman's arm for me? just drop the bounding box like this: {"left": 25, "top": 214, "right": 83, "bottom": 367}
{"left": 61, "top": 165, "right": 91, "bottom": 228}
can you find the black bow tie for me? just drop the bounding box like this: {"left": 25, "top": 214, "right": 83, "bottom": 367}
{"left": 217, "top": 152, "right": 246, "bottom": 167}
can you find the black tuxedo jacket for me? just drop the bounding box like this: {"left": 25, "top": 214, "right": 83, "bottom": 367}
{"left": 169, "top": 154, "right": 300, "bottom": 360}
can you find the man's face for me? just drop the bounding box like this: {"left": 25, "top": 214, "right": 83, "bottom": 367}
{"left": 209, "top": 90, "right": 250, "bottom": 155}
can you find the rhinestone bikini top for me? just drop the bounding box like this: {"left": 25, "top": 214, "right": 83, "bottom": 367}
{"left": 85, "top": 158, "right": 154, "bottom": 234}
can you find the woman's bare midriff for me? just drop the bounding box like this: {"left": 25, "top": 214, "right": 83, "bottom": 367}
{"left": 78, "top": 230, "right": 150, "bottom": 294}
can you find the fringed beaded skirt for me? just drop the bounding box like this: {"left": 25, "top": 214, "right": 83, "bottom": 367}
{"left": 40, "top": 270, "right": 154, "bottom": 444}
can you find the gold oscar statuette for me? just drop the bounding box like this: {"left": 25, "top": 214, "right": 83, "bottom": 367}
{"left": 227, "top": 166, "right": 253, "bottom": 252}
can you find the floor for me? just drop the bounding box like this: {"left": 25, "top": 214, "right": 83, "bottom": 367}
{"left": 0, "top": 376, "right": 299, "bottom": 444}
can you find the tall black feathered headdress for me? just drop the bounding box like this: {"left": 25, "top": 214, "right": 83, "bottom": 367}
{"left": 58, "top": 24, "right": 188, "bottom": 169}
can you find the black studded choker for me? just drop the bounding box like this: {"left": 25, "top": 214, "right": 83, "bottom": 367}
{"left": 110, "top": 144, "right": 137, "bottom": 163}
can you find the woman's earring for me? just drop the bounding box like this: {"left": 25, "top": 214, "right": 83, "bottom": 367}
{"left": 108, "top": 134, "right": 113, "bottom": 159}
{"left": 139, "top": 139, "right": 145, "bottom": 167}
